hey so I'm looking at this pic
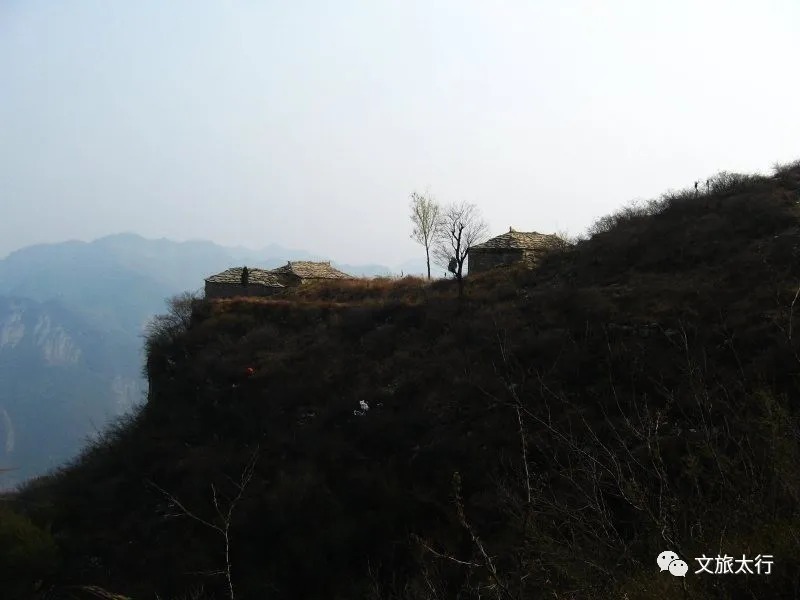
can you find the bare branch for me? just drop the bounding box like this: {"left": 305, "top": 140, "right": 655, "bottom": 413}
{"left": 414, "top": 535, "right": 482, "bottom": 568}
{"left": 789, "top": 280, "right": 800, "bottom": 340}
{"left": 146, "top": 445, "right": 259, "bottom": 600}
{"left": 432, "top": 201, "right": 488, "bottom": 298}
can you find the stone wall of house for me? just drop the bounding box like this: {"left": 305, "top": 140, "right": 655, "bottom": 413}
{"left": 469, "top": 249, "right": 527, "bottom": 274}
{"left": 204, "top": 282, "right": 283, "bottom": 299}
{"left": 272, "top": 274, "right": 303, "bottom": 287}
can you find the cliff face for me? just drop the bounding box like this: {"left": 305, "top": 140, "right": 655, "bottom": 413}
{"left": 0, "top": 297, "right": 144, "bottom": 489}
{"left": 10, "top": 165, "right": 800, "bottom": 599}
{"left": 0, "top": 304, "right": 83, "bottom": 366}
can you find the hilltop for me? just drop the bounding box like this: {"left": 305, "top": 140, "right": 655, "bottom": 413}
{"left": 4, "top": 163, "right": 800, "bottom": 599}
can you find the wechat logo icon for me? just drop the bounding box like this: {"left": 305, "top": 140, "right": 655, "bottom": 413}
{"left": 658, "top": 550, "right": 688, "bottom": 577}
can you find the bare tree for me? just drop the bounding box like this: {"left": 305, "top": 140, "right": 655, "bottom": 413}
{"left": 142, "top": 291, "right": 202, "bottom": 383}
{"left": 433, "top": 202, "right": 488, "bottom": 298}
{"left": 147, "top": 447, "right": 259, "bottom": 600}
{"left": 409, "top": 191, "right": 442, "bottom": 281}
{"left": 143, "top": 291, "right": 200, "bottom": 348}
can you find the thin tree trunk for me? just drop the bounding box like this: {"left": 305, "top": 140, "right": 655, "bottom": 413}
{"left": 457, "top": 260, "right": 465, "bottom": 299}
{"left": 456, "top": 273, "right": 465, "bottom": 316}
{"left": 456, "top": 262, "right": 465, "bottom": 314}
{"left": 224, "top": 527, "right": 234, "bottom": 600}
{"left": 425, "top": 246, "right": 431, "bottom": 280}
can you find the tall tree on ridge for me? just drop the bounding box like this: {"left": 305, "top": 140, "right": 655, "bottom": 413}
{"left": 409, "top": 190, "right": 442, "bottom": 280}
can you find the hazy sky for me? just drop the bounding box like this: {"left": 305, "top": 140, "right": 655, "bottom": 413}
{"left": 2, "top": 0, "right": 799, "bottom": 267}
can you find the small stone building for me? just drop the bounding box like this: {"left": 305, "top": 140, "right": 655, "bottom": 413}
{"left": 268, "top": 261, "right": 353, "bottom": 286}
{"left": 204, "top": 267, "right": 285, "bottom": 299}
{"left": 468, "top": 227, "right": 559, "bottom": 274}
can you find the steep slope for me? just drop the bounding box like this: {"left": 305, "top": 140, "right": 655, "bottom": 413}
{"left": 8, "top": 164, "right": 800, "bottom": 599}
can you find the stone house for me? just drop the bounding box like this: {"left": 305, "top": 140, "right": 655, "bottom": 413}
{"left": 268, "top": 261, "right": 352, "bottom": 287}
{"left": 468, "top": 227, "right": 560, "bottom": 274}
{"left": 204, "top": 267, "right": 285, "bottom": 299}
{"left": 204, "top": 261, "right": 353, "bottom": 299}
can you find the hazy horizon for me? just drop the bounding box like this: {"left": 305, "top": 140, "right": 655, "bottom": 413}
{"left": 3, "top": 1, "right": 799, "bottom": 265}
{"left": 0, "top": 230, "right": 420, "bottom": 270}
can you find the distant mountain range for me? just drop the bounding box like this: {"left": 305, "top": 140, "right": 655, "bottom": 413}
{"left": 0, "top": 233, "right": 428, "bottom": 488}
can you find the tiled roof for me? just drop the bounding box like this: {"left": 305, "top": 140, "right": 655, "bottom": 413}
{"left": 205, "top": 267, "right": 285, "bottom": 287}
{"left": 269, "top": 261, "right": 352, "bottom": 280}
{"left": 471, "top": 229, "right": 559, "bottom": 251}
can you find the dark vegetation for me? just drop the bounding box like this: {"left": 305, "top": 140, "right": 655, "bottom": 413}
{"left": 3, "top": 162, "right": 800, "bottom": 598}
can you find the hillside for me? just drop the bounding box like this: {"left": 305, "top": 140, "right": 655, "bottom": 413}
{"left": 4, "top": 163, "right": 800, "bottom": 599}
{"left": 0, "top": 235, "right": 405, "bottom": 488}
